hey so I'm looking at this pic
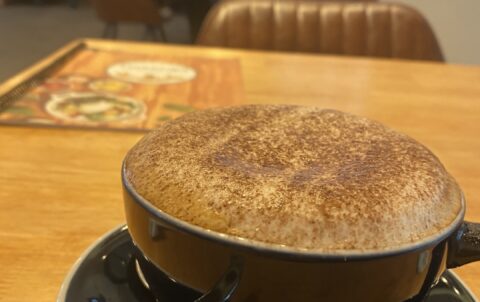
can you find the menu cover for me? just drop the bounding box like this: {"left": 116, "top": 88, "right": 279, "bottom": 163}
{"left": 0, "top": 47, "right": 243, "bottom": 131}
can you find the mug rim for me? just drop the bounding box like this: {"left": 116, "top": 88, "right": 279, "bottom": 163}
{"left": 122, "top": 161, "right": 466, "bottom": 261}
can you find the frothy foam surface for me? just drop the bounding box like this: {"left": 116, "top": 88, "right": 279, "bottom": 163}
{"left": 125, "top": 105, "right": 462, "bottom": 252}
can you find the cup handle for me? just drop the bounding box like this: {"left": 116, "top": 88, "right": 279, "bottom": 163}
{"left": 447, "top": 221, "right": 480, "bottom": 268}
{"left": 195, "top": 255, "right": 243, "bottom": 302}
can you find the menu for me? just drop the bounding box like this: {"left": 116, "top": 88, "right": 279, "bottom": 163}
{"left": 0, "top": 48, "right": 244, "bottom": 131}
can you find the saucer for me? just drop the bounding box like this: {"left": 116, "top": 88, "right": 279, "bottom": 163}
{"left": 57, "top": 225, "right": 478, "bottom": 302}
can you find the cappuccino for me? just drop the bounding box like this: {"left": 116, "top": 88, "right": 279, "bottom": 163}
{"left": 125, "top": 105, "right": 462, "bottom": 252}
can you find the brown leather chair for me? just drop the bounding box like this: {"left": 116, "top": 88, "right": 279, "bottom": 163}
{"left": 197, "top": 0, "right": 443, "bottom": 61}
{"left": 91, "top": 0, "right": 167, "bottom": 41}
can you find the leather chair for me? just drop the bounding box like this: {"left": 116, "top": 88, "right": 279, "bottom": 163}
{"left": 197, "top": 0, "right": 443, "bottom": 61}
{"left": 91, "top": 0, "right": 167, "bottom": 41}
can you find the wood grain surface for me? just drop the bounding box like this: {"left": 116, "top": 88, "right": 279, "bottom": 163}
{"left": 0, "top": 39, "right": 479, "bottom": 301}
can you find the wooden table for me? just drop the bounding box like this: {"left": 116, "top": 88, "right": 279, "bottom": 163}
{"left": 0, "top": 39, "right": 479, "bottom": 301}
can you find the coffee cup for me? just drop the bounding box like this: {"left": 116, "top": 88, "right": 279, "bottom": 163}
{"left": 122, "top": 105, "right": 480, "bottom": 301}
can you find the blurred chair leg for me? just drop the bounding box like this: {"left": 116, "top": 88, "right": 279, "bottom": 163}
{"left": 143, "top": 25, "right": 167, "bottom": 42}
{"left": 103, "top": 23, "right": 118, "bottom": 39}
{"left": 157, "top": 25, "right": 167, "bottom": 42}
{"left": 144, "top": 25, "right": 158, "bottom": 41}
